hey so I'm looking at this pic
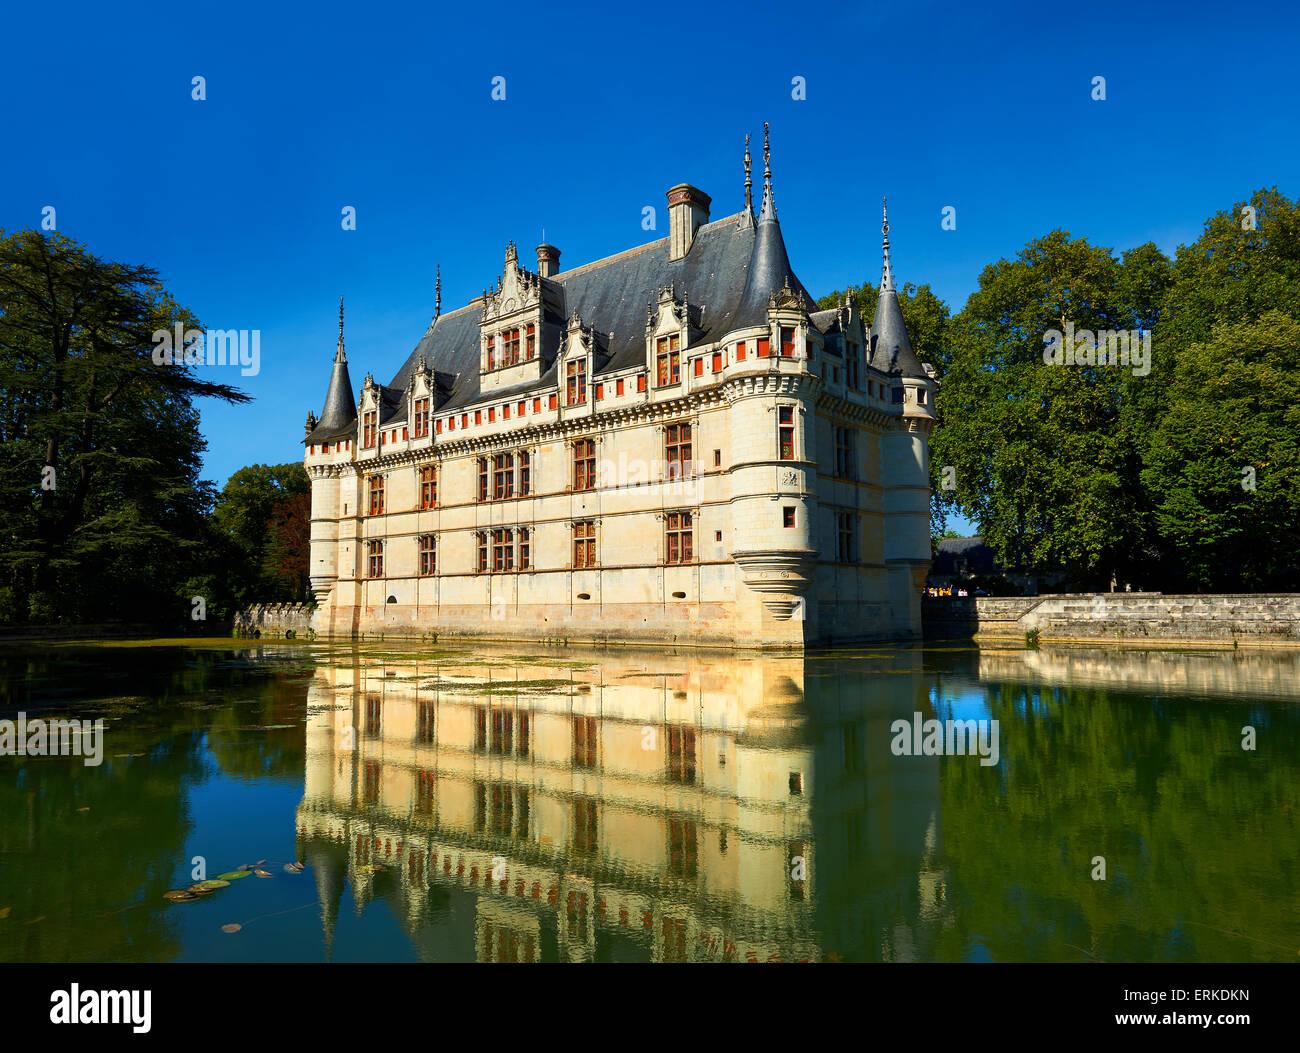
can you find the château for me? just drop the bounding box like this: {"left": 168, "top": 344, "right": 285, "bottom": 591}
{"left": 303, "top": 127, "right": 936, "bottom": 647}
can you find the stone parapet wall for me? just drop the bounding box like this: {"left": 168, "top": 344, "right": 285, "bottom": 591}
{"left": 924, "top": 593, "right": 1300, "bottom": 647}
{"left": 234, "top": 603, "right": 314, "bottom": 638}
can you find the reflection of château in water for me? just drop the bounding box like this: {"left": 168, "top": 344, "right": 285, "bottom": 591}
{"left": 294, "top": 645, "right": 952, "bottom": 962}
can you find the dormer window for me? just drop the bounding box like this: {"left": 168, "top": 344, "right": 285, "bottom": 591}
{"left": 362, "top": 410, "right": 377, "bottom": 448}
{"left": 486, "top": 335, "right": 495, "bottom": 370}
{"left": 567, "top": 359, "right": 587, "bottom": 405}
{"left": 526, "top": 325, "right": 536, "bottom": 360}
{"left": 656, "top": 335, "right": 681, "bottom": 386}
{"left": 504, "top": 328, "right": 521, "bottom": 366}
{"left": 413, "top": 397, "right": 430, "bottom": 438}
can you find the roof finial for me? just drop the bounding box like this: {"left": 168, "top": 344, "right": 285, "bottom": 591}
{"left": 434, "top": 264, "right": 441, "bottom": 321}
{"left": 759, "top": 121, "right": 777, "bottom": 221}
{"left": 881, "top": 196, "right": 895, "bottom": 293}
{"left": 335, "top": 295, "right": 346, "bottom": 362}
{"left": 744, "top": 133, "right": 753, "bottom": 214}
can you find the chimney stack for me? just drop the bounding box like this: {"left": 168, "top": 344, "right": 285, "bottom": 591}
{"left": 536, "top": 244, "right": 560, "bottom": 278}
{"left": 667, "top": 184, "right": 711, "bottom": 261}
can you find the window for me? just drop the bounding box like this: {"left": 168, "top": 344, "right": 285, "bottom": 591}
{"left": 757, "top": 336, "right": 770, "bottom": 357}
{"left": 519, "top": 527, "right": 531, "bottom": 570}
{"left": 736, "top": 340, "right": 746, "bottom": 361}
{"left": 519, "top": 450, "right": 531, "bottom": 496}
{"left": 417, "top": 702, "right": 436, "bottom": 744}
{"left": 656, "top": 335, "right": 681, "bottom": 385}
{"left": 573, "top": 520, "right": 596, "bottom": 568}
{"left": 504, "top": 327, "right": 521, "bottom": 366}
{"left": 533, "top": 397, "right": 541, "bottom": 413}
{"left": 616, "top": 379, "right": 624, "bottom": 396}
{"left": 713, "top": 448, "right": 721, "bottom": 467}
{"left": 667, "top": 726, "right": 696, "bottom": 785}
{"left": 518, "top": 400, "right": 526, "bottom": 416}
{"left": 573, "top": 716, "right": 598, "bottom": 768}
{"left": 366, "top": 539, "right": 384, "bottom": 578}
{"left": 834, "top": 426, "right": 855, "bottom": 479}
{"left": 492, "top": 528, "right": 514, "bottom": 572}
{"left": 549, "top": 393, "right": 558, "bottom": 410}
{"left": 573, "top": 439, "right": 596, "bottom": 491}
{"left": 476, "top": 531, "right": 488, "bottom": 573}
{"left": 488, "top": 407, "right": 495, "bottom": 422}
{"left": 778, "top": 406, "right": 795, "bottom": 461}
{"left": 712, "top": 351, "right": 723, "bottom": 372}
{"left": 837, "top": 511, "right": 857, "bottom": 563}
{"left": 572, "top": 797, "right": 598, "bottom": 855}
{"left": 461, "top": 413, "right": 468, "bottom": 428}
{"left": 418, "top": 465, "right": 436, "bottom": 509}
{"left": 526, "top": 324, "right": 536, "bottom": 360}
{"left": 475, "top": 410, "right": 482, "bottom": 425}
{"left": 847, "top": 344, "right": 860, "bottom": 389}
{"left": 567, "top": 358, "right": 587, "bottom": 405}
{"left": 693, "top": 358, "right": 703, "bottom": 377}
{"left": 415, "top": 769, "right": 435, "bottom": 811}
{"left": 418, "top": 534, "right": 436, "bottom": 575}
{"left": 477, "top": 457, "right": 489, "bottom": 501}
{"left": 918, "top": 387, "right": 928, "bottom": 405}
{"left": 362, "top": 410, "right": 377, "bottom": 448}
{"left": 368, "top": 474, "right": 385, "bottom": 515}
{"left": 637, "top": 374, "right": 647, "bottom": 392}
{"left": 595, "top": 383, "right": 604, "bottom": 400}
{"left": 780, "top": 326, "right": 797, "bottom": 356}
{"left": 486, "top": 336, "right": 495, "bottom": 370}
{"left": 413, "top": 397, "right": 430, "bottom": 437}
{"left": 493, "top": 452, "right": 515, "bottom": 500}
{"left": 665, "top": 511, "right": 693, "bottom": 565}
{"left": 891, "top": 386, "right": 904, "bottom": 404}
{"left": 783, "top": 507, "right": 796, "bottom": 528}
{"left": 665, "top": 422, "right": 692, "bottom": 479}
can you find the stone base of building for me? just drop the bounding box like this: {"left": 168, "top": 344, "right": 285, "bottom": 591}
{"left": 311, "top": 562, "right": 925, "bottom": 650}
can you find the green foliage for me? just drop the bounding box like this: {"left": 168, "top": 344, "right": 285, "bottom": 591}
{"left": 0, "top": 230, "right": 249, "bottom": 627}
{"left": 924, "top": 188, "right": 1300, "bottom": 590}
{"left": 212, "top": 463, "right": 310, "bottom": 605}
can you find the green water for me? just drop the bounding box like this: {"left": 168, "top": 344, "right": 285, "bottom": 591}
{"left": 0, "top": 639, "right": 1296, "bottom": 963}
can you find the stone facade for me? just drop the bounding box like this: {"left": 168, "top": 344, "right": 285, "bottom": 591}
{"left": 924, "top": 593, "right": 1300, "bottom": 647}
{"left": 303, "top": 135, "right": 936, "bottom": 649}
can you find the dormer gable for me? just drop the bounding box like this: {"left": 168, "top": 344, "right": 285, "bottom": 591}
{"left": 644, "top": 284, "right": 702, "bottom": 388}
{"left": 479, "top": 241, "right": 565, "bottom": 393}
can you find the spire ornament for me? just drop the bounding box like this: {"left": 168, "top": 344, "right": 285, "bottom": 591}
{"left": 744, "top": 133, "right": 753, "bottom": 214}
{"left": 434, "top": 264, "right": 441, "bottom": 321}
{"left": 759, "top": 121, "right": 777, "bottom": 221}
{"left": 881, "top": 197, "right": 896, "bottom": 293}
{"left": 335, "top": 295, "right": 346, "bottom": 362}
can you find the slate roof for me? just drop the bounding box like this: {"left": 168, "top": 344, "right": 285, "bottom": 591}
{"left": 871, "top": 286, "right": 928, "bottom": 380}
{"left": 307, "top": 348, "right": 357, "bottom": 444}
{"left": 385, "top": 209, "right": 814, "bottom": 418}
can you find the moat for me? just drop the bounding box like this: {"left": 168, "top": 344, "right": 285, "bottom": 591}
{"left": 1, "top": 639, "right": 1297, "bottom": 963}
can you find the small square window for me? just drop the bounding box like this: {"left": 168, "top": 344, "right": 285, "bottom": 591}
{"left": 783, "top": 507, "right": 795, "bottom": 528}
{"left": 714, "top": 530, "right": 722, "bottom": 542}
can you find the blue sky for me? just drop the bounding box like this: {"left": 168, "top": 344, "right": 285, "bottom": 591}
{"left": 3, "top": 0, "right": 1297, "bottom": 528}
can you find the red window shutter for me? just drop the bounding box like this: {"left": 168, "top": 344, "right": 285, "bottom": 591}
{"left": 403, "top": 428, "right": 408, "bottom": 440}
{"left": 737, "top": 341, "right": 746, "bottom": 361}
{"left": 436, "top": 419, "right": 442, "bottom": 433}
{"left": 488, "top": 408, "right": 495, "bottom": 422}
{"left": 475, "top": 411, "right": 482, "bottom": 425}
{"left": 758, "top": 337, "right": 770, "bottom": 357}
{"left": 518, "top": 401, "right": 526, "bottom": 415}
{"left": 712, "top": 352, "right": 722, "bottom": 372}
{"left": 693, "top": 359, "right": 703, "bottom": 377}
{"left": 616, "top": 379, "right": 624, "bottom": 396}
{"left": 503, "top": 405, "right": 510, "bottom": 418}
{"left": 549, "top": 394, "right": 557, "bottom": 409}
{"left": 596, "top": 384, "right": 604, "bottom": 400}
{"left": 637, "top": 374, "right": 647, "bottom": 392}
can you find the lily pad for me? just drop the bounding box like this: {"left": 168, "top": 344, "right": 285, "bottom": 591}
{"left": 221, "top": 923, "right": 242, "bottom": 934}
{"left": 216, "top": 871, "right": 251, "bottom": 881}
{"left": 192, "top": 879, "right": 230, "bottom": 891}
{"left": 164, "top": 890, "right": 198, "bottom": 902}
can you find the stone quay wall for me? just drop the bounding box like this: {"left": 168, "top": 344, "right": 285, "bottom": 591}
{"left": 923, "top": 593, "right": 1300, "bottom": 648}
{"left": 234, "top": 603, "right": 314, "bottom": 638}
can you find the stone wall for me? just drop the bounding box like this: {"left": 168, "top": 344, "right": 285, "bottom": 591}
{"left": 234, "top": 603, "right": 314, "bottom": 639}
{"left": 923, "top": 593, "right": 1300, "bottom": 647}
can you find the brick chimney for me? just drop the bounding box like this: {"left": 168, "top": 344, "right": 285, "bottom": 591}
{"left": 536, "top": 244, "right": 560, "bottom": 278}
{"left": 667, "top": 184, "right": 711, "bottom": 261}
